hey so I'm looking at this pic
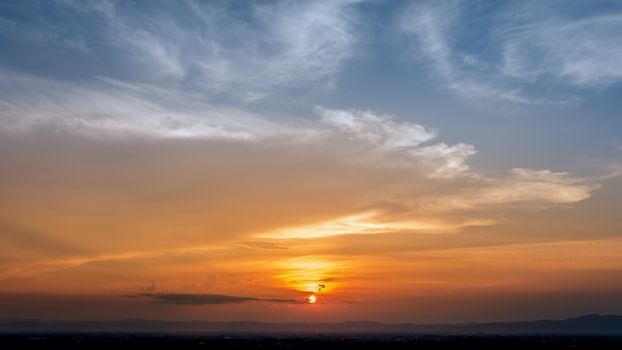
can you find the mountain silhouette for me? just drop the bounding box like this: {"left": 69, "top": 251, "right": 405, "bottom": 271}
{"left": 2, "top": 314, "right": 622, "bottom": 334}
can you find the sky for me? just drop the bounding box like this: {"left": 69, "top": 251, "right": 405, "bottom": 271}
{"left": 0, "top": 0, "right": 621, "bottom": 323}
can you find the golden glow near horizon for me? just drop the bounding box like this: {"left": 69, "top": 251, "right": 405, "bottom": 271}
{"left": 271, "top": 257, "right": 341, "bottom": 294}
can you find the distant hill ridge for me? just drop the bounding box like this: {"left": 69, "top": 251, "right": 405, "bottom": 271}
{"left": 2, "top": 314, "right": 622, "bottom": 334}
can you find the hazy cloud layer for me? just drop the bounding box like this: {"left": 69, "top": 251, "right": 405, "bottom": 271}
{"left": 0, "top": 118, "right": 611, "bottom": 276}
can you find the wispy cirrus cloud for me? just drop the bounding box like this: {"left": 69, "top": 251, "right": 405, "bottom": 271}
{"left": 400, "top": 0, "right": 534, "bottom": 103}
{"left": 0, "top": 0, "right": 362, "bottom": 100}
{"left": 0, "top": 69, "right": 284, "bottom": 139}
{"left": 498, "top": 4, "right": 622, "bottom": 88}
{"left": 0, "top": 0, "right": 365, "bottom": 138}
{"left": 317, "top": 107, "right": 476, "bottom": 178}
{"left": 399, "top": 0, "right": 622, "bottom": 103}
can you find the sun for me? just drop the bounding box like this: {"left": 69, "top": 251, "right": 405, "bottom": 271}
{"left": 307, "top": 294, "right": 317, "bottom": 304}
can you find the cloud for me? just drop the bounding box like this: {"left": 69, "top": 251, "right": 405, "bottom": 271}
{"left": 407, "top": 142, "right": 476, "bottom": 178}
{"left": 0, "top": 69, "right": 284, "bottom": 139}
{"left": 239, "top": 241, "right": 290, "bottom": 250}
{"left": 0, "top": 1, "right": 366, "bottom": 137}
{"left": 318, "top": 107, "right": 437, "bottom": 149}
{"left": 258, "top": 211, "right": 495, "bottom": 239}
{"left": 244, "top": 0, "right": 362, "bottom": 94}
{"left": 399, "top": 1, "right": 533, "bottom": 103}
{"left": 0, "top": 0, "right": 362, "bottom": 100}
{"left": 499, "top": 7, "right": 622, "bottom": 88}
{"left": 1, "top": 73, "right": 478, "bottom": 180}
{"left": 132, "top": 293, "right": 300, "bottom": 305}
{"left": 317, "top": 107, "right": 475, "bottom": 178}
{"left": 0, "top": 106, "right": 610, "bottom": 263}
{"left": 432, "top": 168, "right": 599, "bottom": 212}
{"left": 399, "top": 0, "right": 622, "bottom": 103}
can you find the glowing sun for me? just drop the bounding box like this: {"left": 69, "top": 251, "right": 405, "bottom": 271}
{"left": 307, "top": 294, "right": 317, "bottom": 304}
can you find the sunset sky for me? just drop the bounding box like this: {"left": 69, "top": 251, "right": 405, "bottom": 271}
{"left": 1, "top": 0, "right": 622, "bottom": 323}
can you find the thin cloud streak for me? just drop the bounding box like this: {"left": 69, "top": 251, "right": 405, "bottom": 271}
{"left": 130, "top": 293, "right": 302, "bottom": 305}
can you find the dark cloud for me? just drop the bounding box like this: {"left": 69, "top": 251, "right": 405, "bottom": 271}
{"left": 130, "top": 293, "right": 301, "bottom": 305}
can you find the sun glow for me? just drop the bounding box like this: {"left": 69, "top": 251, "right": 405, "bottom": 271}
{"left": 271, "top": 257, "right": 343, "bottom": 293}
{"left": 307, "top": 294, "right": 317, "bottom": 304}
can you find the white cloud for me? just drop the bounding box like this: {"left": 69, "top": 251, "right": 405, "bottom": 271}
{"left": 407, "top": 142, "right": 476, "bottom": 178}
{"left": 4, "top": 2, "right": 351, "bottom": 139}
{"left": 252, "top": 0, "right": 360, "bottom": 89}
{"left": 317, "top": 107, "right": 437, "bottom": 149}
{"left": 485, "top": 168, "right": 597, "bottom": 205}
{"left": 432, "top": 168, "right": 599, "bottom": 212}
{"left": 88, "top": 0, "right": 362, "bottom": 100}
{"left": 317, "top": 107, "right": 475, "bottom": 178}
{"left": 259, "top": 211, "right": 494, "bottom": 239}
{"left": 0, "top": 0, "right": 363, "bottom": 102}
{"left": 4, "top": 78, "right": 480, "bottom": 179}
{"left": 500, "top": 13, "right": 622, "bottom": 88}
{"left": 400, "top": 1, "right": 533, "bottom": 103}
{"left": 257, "top": 164, "right": 607, "bottom": 239}
{"left": 0, "top": 69, "right": 283, "bottom": 139}
{"left": 399, "top": 0, "right": 622, "bottom": 102}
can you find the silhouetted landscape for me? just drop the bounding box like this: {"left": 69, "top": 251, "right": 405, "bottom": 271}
{"left": 3, "top": 314, "right": 622, "bottom": 334}
{"left": 3, "top": 333, "right": 622, "bottom": 350}
{"left": 2, "top": 315, "right": 622, "bottom": 349}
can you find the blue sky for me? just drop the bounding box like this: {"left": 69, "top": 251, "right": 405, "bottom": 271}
{"left": 1, "top": 0, "right": 621, "bottom": 173}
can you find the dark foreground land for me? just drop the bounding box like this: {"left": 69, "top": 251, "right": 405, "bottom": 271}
{"left": 2, "top": 334, "right": 622, "bottom": 349}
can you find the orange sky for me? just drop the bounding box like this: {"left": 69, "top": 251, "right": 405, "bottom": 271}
{"left": 1, "top": 132, "right": 621, "bottom": 322}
